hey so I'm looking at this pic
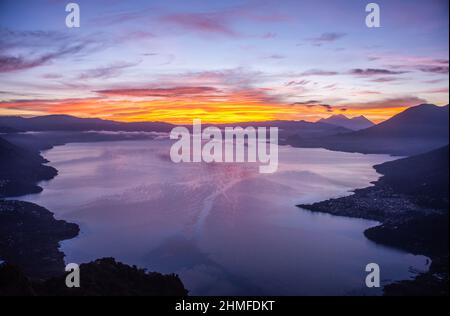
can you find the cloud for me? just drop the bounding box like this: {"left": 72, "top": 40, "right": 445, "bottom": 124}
{"left": 262, "top": 32, "right": 277, "bottom": 39}
{"left": 119, "top": 30, "right": 156, "bottom": 42}
{"left": 42, "top": 73, "right": 63, "bottom": 79}
{"left": 343, "top": 96, "right": 427, "bottom": 109}
{"left": 369, "top": 77, "right": 400, "bottom": 83}
{"left": 0, "top": 55, "right": 49, "bottom": 73}
{"left": 95, "top": 86, "right": 222, "bottom": 98}
{"left": 160, "top": 68, "right": 264, "bottom": 87}
{"left": 368, "top": 54, "right": 449, "bottom": 75}
{"left": 0, "top": 28, "right": 105, "bottom": 73}
{"left": 285, "top": 80, "right": 310, "bottom": 86}
{"left": 291, "top": 100, "right": 321, "bottom": 105}
{"left": 88, "top": 8, "right": 154, "bottom": 26}
{"left": 78, "top": 61, "right": 141, "bottom": 80}
{"left": 0, "top": 43, "right": 87, "bottom": 73}
{"left": 300, "top": 69, "right": 339, "bottom": 76}
{"left": 0, "top": 97, "right": 102, "bottom": 113}
{"left": 323, "top": 83, "right": 337, "bottom": 89}
{"left": 291, "top": 100, "right": 333, "bottom": 111}
{"left": 423, "top": 78, "right": 446, "bottom": 84}
{"left": 0, "top": 28, "right": 70, "bottom": 50}
{"left": 417, "top": 65, "right": 449, "bottom": 74}
{"left": 160, "top": 5, "right": 289, "bottom": 37}
{"left": 306, "top": 32, "right": 347, "bottom": 46}
{"left": 264, "top": 54, "right": 285, "bottom": 60}
{"left": 161, "top": 13, "right": 239, "bottom": 36}
{"left": 350, "top": 68, "right": 408, "bottom": 76}
{"left": 425, "top": 87, "right": 449, "bottom": 94}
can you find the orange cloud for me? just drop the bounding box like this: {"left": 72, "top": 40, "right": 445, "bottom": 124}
{"left": 0, "top": 89, "right": 432, "bottom": 124}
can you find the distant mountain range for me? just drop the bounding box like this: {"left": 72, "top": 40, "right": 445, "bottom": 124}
{"left": 0, "top": 125, "right": 22, "bottom": 133}
{"left": 318, "top": 114, "right": 374, "bottom": 131}
{"left": 287, "top": 104, "right": 449, "bottom": 156}
{"left": 1, "top": 103, "right": 449, "bottom": 156}
{"left": 0, "top": 114, "right": 353, "bottom": 136}
{"left": 0, "top": 115, "right": 174, "bottom": 133}
{"left": 354, "top": 104, "right": 449, "bottom": 138}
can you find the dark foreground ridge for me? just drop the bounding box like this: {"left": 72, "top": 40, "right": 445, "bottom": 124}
{"left": 0, "top": 258, "right": 188, "bottom": 296}
{"left": 0, "top": 136, "right": 57, "bottom": 197}
{"left": 0, "top": 200, "right": 188, "bottom": 296}
{"left": 298, "top": 145, "right": 449, "bottom": 295}
{"left": 0, "top": 200, "right": 79, "bottom": 279}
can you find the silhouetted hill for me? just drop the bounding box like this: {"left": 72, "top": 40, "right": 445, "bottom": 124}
{"left": 0, "top": 136, "right": 57, "bottom": 197}
{"left": 0, "top": 200, "right": 79, "bottom": 279}
{"left": 355, "top": 104, "right": 449, "bottom": 138}
{"left": 375, "top": 145, "right": 449, "bottom": 208}
{"left": 0, "top": 125, "right": 21, "bottom": 133}
{"left": 318, "top": 115, "right": 374, "bottom": 130}
{"left": 38, "top": 258, "right": 188, "bottom": 296}
{"left": 0, "top": 258, "right": 188, "bottom": 296}
{"left": 222, "top": 120, "right": 352, "bottom": 139}
{"left": 287, "top": 104, "right": 449, "bottom": 156}
{"left": 0, "top": 115, "right": 352, "bottom": 137}
{"left": 0, "top": 115, "right": 174, "bottom": 133}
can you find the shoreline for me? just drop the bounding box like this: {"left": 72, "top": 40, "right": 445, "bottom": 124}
{"left": 2, "top": 134, "right": 447, "bottom": 295}
{"left": 298, "top": 152, "right": 449, "bottom": 296}
{"left": 26, "top": 140, "right": 433, "bottom": 294}
{"left": 1, "top": 136, "right": 189, "bottom": 295}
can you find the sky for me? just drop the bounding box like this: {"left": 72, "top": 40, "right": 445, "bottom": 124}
{"left": 0, "top": 0, "right": 448, "bottom": 123}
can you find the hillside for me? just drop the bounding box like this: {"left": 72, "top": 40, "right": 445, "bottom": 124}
{"left": 0, "top": 125, "right": 21, "bottom": 133}
{"left": 0, "top": 257, "right": 188, "bottom": 296}
{"left": 287, "top": 104, "right": 449, "bottom": 156}
{"left": 0, "top": 136, "right": 57, "bottom": 197}
{"left": 375, "top": 145, "right": 449, "bottom": 208}
{"left": 318, "top": 115, "right": 374, "bottom": 130}
{"left": 0, "top": 115, "right": 174, "bottom": 133}
{"left": 354, "top": 104, "right": 449, "bottom": 138}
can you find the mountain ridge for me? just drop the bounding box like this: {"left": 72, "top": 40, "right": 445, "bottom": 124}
{"left": 318, "top": 114, "right": 374, "bottom": 130}
{"left": 286, "top": 103, "right": 449, "bottom": 156}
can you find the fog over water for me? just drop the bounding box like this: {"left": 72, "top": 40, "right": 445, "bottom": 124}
{"left": 19, "top": 139, "right": 429, "bottom": 295}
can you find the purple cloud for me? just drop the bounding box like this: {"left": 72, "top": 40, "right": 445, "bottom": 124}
{"left": 78, "top": 61, "right": 141, "bottom": 80}
{"left": 264, "top": 54, "right": 286, "bottom": 60}
{"left": 417, "top": 65, "right": 449, "bottom": 74}
{"left": 301, "top": 69, "right": 339, "bottom": 76}
{"left": 161, "top": 13, "right": 238, "bottom": 36}
{"left": 0, "top": 44, "right": 87, "bottom": 73}
{"left": 350, "top": 68, "right": 408, "bottom": 76}
{"left": 291, "top": 100, "right": 333, "bottom": 111}
{"left": 285, "top": 80, "right": 310, "bottom": 86}
{"left": 306, "top": 32, "right": 347, "bottom": 46}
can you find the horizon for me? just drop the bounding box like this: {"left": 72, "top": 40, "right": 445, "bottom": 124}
{"left": 1, "top": 0, "right": 448, "bottom": 124}
{"left": 0, "top": 102, "right": 448, "bottom": 125}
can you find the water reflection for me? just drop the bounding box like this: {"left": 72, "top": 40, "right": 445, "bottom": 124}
{"left": 20, "top": 140, "right": 429, "bottom": 295}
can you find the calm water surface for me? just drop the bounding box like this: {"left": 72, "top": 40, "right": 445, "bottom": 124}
{"left": 19, "top": 140, "right": 429, "bottom": 295}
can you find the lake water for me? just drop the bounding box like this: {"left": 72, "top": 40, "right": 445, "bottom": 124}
{"left": 19, "top": 139, "right": 429, "bottom": 295}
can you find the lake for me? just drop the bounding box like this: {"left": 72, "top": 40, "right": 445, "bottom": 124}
{"left": 19, "top": 139, "right": 429, "bottom": 295}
